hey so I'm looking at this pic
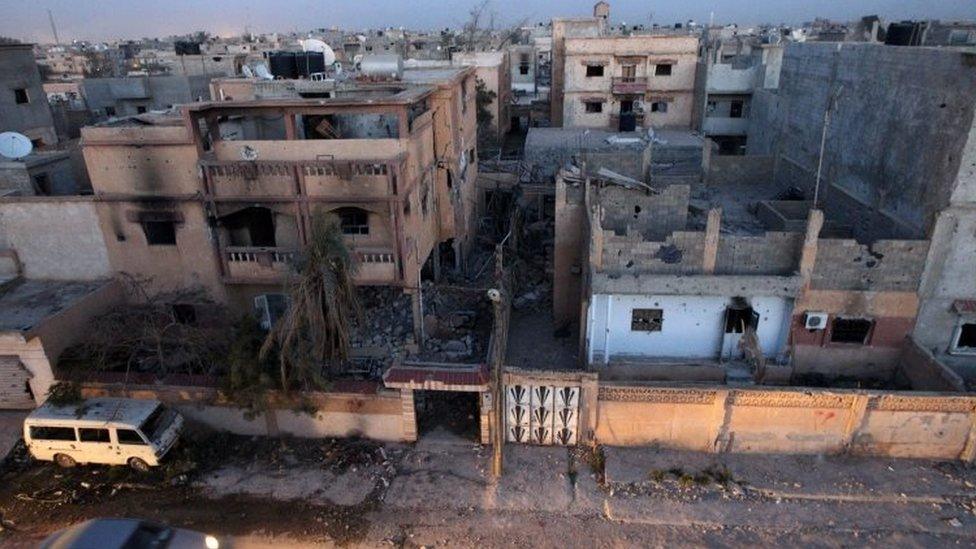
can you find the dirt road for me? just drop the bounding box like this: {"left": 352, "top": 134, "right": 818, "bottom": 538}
{"left": 1, "top": 427, "right": 975, "bottom": 547}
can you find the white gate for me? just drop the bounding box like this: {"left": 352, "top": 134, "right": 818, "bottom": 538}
{"left": 506, "top": 384, "right": 579, "bottom": 445}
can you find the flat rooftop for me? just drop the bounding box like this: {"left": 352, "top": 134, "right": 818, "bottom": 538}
{"left": 0, "top": 279, "right": 109, "bottom": 334}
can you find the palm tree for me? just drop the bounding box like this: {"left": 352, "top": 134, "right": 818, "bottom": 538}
{"left": 260, "top": 213, "right": 361, "bottom": 391}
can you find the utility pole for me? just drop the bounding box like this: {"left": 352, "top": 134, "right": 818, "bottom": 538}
{"left": 47, "top": 9, "right": 60, "bottom": 46}
{"left": 814, "top": 85, "right": 844, "bottom": 208}
{"left": 488, "top": 244, "right": 509, "bottom": 478}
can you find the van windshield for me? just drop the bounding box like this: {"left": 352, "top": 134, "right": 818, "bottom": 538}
{"left": 140, "top": 406, "right": 176, "bottom": 443}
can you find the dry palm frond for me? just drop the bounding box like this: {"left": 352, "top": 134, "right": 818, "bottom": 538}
{"left": 260, "top": 213, "right": 362, "bottom": 391}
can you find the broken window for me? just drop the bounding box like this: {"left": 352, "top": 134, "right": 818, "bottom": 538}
{"left": 585, "top": 101, "right": 603, "bottom": 113}
{"left": 952, "top": 323, "right": 976, "bottom": 353}
{"left": 725, "top": 305, "right": 759, "bottom": 333}
{"left": 220, "top": 206, "right": 277, "bottom": 247}
{"left": 585, "top": 65, "right": 604, "bottom": 77}
{"left": 14, "top": 88, "right": 28, "bottom": 104}
{"left": 519, "top": 63, "right": 530, "bottom": 75}
{"left": 631, "top": 308, "right": 663, "bottom": 332}
{"left": 729, "top": 100, "right": 744, "bottom": 118}
{"left": 137, "top": 105, "right": 147, "bottom": 114}
{"left": 142, "top": 221, "right": 177, "bottom": 246}
{"left": 655, "top": 63, "right": 673, "bottom": 76}
{"left": 830, "top": 318, "right": 873, "bottom": 344}
{"left": 650, "top": 101, "right": 668, "bottom": 113}
{"left": 105, "top": 106, "right": 116, "bottom": 117}
{"left": 336, "top": 207, "right": 369, "bottom": 235}
{"left": 32, "top": 173, "right": 51, "bottom": 195}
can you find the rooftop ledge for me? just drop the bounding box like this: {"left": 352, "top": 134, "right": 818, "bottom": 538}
{"left": 591, "top": 273, "right": 803, "bottom": 297}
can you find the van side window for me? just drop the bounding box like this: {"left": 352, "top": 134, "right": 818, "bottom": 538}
{"left": 30, "top": 426, "right": 76, "bottom": 441}
{"left": 116, "top": 429, "right": 147, "bottom": 445}
{"left": 79, "top": 428, "right": 111, "bottom": 443}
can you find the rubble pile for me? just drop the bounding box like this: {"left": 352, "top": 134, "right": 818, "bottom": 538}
{"left": 419, "top": 281, "right": 491, "bottom": 362}
{"left": 348, "top": 286, "right": 415, "bottom": 361}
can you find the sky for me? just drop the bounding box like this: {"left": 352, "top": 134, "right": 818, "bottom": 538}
{"left": 0, "top": 0, "right": 974, "bottom": 43}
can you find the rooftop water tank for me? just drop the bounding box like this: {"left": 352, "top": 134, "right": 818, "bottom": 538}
{"left": 359, "top": 54, "right": 403, "bottom": 80}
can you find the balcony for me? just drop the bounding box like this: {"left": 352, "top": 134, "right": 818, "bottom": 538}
{"left": 353, "top": 248, "right": 398, "bottom": 284}
{"left": 611, "top": 76, "right": 648, "bottom": 95}
{"left": 224, "top": 247, "right": 296, "bottom": 283}
{"left": 202, "top": 159, "right": 395, "bottom": 199}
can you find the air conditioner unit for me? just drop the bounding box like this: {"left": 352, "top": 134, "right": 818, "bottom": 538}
{"left": 254, "top": 293, "right": 290, "bottom": 330}
{"left": 804, "top": 312, "right": 829, "bottom": 330}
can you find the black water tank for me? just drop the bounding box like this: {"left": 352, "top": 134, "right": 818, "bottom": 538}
{"left": 294, "top": 52, "right": 326, "bottom": 77}
{"left": 175, "top": 41, "right": 201, "bottom": 55}
{"left": 268, "top": 52, "right": 298, "bottom": 79}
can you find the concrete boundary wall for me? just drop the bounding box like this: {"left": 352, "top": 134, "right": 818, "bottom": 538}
{"left": 596, "top": 384, "right": 976, "bottom": 461}
{"left": 705, "top": 154, "right": 775, "bottom": 186}
{"left": 78, "top": 382, "right": 408, "bottom": 442}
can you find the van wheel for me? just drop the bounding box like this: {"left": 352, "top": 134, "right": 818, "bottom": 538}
{"left": 128, "top": 457, "right": 150, "bottom": 473}
{"left": 54, "top": 453, "right": 76, "bottom": 468}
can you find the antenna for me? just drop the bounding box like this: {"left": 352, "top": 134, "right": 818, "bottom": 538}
{"left": 0, "top": 132, "right": 34, "bottom": 160}
{"left": 47, "top": 9, "right": 60, "bottom": 45}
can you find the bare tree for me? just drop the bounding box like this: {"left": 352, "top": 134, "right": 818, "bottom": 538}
{"left": 65, "top": 275, "right": 231, "bottom": 377}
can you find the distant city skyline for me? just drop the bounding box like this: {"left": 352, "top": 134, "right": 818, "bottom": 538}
{"left": 0, "top": 0, "right": 973, "bottom": 43}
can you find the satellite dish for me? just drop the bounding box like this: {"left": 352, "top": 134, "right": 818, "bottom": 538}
{"left": 0, "top": 132, "right": 33, "bottom": 160}
{"left": 254, "top": 63, "right": 274, "bottom": 80}
{"left": 301, "top": 39, "right": 336, "bottom": 66}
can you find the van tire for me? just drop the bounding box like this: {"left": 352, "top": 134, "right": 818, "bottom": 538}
{"left": 128, "top": 457, "right": 150, "bottom": 473}
{"left": 54, "top": 453, "right": 76, "bottom": 468}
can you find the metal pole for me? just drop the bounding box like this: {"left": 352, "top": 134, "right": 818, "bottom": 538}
{"left": 488, "top": 244, "right": 507, "bottom": 477}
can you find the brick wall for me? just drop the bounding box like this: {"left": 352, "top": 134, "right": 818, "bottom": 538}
{"left": 715, "top": 232, "right": 804, "bottom": 275}
{"left": 600, "top": 184, "right": 689, "bottom": 240}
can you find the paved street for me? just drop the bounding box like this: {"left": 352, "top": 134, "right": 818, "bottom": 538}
{"left": 1, "top": 427, "right": 975, "bottom": 547}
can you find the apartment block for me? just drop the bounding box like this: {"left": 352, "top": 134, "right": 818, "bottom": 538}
{"left": 550, "top": 3, "right": 699, "bottom": 131}
{"left": 80, "top": 72, "right": 478, "bottom": 336}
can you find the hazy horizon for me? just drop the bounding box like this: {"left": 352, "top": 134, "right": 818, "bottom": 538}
{"left": 0, "top": 0, "right": 973, "bottom": 43}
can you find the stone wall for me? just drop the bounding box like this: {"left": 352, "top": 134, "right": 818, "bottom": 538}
{"left": 811, "top": 239, "right": 929, "bottom": 292}
{"left": 705, "top": 154, "right": 775, "bottom": 185}
{"left": 596, "top": 384, "right": 976, "bottom": 461}
{"left": 600, "top": 184, "right": 688, "bottom": 239}
{"left": 715, "top": 232, "right": 804, "bottom": 275}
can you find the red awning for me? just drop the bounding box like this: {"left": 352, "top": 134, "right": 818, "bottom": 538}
{"left": 383, "top": 362, "right": 489, "bottom": 392}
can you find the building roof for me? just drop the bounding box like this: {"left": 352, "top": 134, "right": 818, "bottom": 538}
{"left": 0, "top": 279, "right": 109, "bottom": 334}
{"left": 28, "top": 397, "right": 161, "bottom": 428}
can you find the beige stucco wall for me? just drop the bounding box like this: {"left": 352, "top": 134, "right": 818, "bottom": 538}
{"left": 79, "top": 383, "right": 408, "bottom": 442}
{"left": 0, "top": 198, "right": 111, "bottom": 280}
{"left": 561, "top": 35, "right": 698, "bottom": 129}
{"left": 596, "top": 384, "right": 976, "bottom": 461}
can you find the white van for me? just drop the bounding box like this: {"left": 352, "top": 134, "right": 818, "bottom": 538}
{"left": 24, "top": 398, "right": 184, "bottom": 472}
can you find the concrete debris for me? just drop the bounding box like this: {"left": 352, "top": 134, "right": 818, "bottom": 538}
{"left": 595, "top": 167, "right": 658, "bottom": 194}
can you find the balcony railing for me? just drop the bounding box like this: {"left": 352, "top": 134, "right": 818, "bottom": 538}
{"left": 201, "top": 159, "right": 395, "bottom": 198}
{"left": 611, "top": 76, "right": 649, "bottom": 95}
{"left": 224, "top": 246, "right": 296, "bottom": 282}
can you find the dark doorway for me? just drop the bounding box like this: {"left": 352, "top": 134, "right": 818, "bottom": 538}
{"left": 415, "top": 391, "right": 480, "bottom": 441}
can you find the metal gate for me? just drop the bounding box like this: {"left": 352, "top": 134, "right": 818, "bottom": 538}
{"left": 505, "top": 384, "right": 579, "bottom": 445}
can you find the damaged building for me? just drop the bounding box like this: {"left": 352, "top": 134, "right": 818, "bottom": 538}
{"left": 554, "top": 40, "right": 976, "bottom": 391}
{"left": 79, "top": 69, "right": 479, "bottom": 340}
